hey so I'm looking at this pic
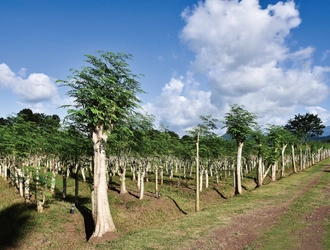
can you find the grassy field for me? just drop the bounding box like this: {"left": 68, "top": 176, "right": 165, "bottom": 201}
{"left": 1, "top": 159, "right": 330, "bottom": 249}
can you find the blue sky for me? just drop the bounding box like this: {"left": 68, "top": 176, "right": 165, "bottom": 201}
{"left": 1, "top": 0, "right": 330, "bottom": 136}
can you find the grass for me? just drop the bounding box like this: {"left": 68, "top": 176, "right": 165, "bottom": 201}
{"left": 1, "top": 159, "right": 330, "bottom": 249}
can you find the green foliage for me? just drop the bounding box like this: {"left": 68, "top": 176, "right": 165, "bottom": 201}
{"left": 57, "top": 51, "right": 145, "bottom": 134}
{"left": 284, "top": 113, "right": 325, "bottom": 142}
{"left": 222, "top": 104, "right": 257, "bottom": 144}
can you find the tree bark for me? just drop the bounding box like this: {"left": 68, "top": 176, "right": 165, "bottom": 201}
{"left": 235, "top": 142, "right": 243, "bottom": 195}
{"left": 291, "top": 144, "right": 297, "bottom": 173}
{"left": 155, "top": 166, "right": 158, "bottom": 195}
{"left": 118, "top": 159, "right": 127, "bottom": 194}
{"left": 90, "top": 126, "right": 116, "bottom": 239}
{"left": 280, "top": 144, "right": 287, "bottom": 178}
{"left": 256, "top": 155, "right": 263, "bottom": 187}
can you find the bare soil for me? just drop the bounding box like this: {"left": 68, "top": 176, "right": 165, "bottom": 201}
{"left": 184, "top": 166, "right": 330, "bottom": 250}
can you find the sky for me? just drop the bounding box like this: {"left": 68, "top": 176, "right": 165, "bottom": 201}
{"left": 1, "top": 0, "right": 330, "bottom": 136}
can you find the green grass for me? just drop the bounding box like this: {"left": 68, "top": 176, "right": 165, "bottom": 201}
{"left": 1, "top": 159, "right": 330, "bottom": 249}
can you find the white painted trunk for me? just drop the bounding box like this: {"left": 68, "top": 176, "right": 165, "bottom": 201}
{"left": 257, "top": 156, "right": 263, "bottom": 187}
{"left": 160, "top": 167, "right": 163, "bottom": 185}
{"left": 51, "top": 171, "right": 56, "bottom": 194}
{"left": 90, "top": 127, "right": 116, "bottom": 239}
{"left": 199, "top": 168, "right": 203, "bottom": 192}
{"left": 235, "top": 142, "right": 243, "bottom": 195}
{"left": 24, "top": 174, "right": 30, "bottom": 203}
{"left": 139, "top": 171, "right": 145, "bottom": 200}
{"left": 271, "top": 163, "right": 277, "bottom": 182}
{"left": 119, "top": 163, "right": 127, "bottom": 194}
{"left": 137, "top": 169, "right": 141, "bottom": 190}
{"left": 280, "top": 144, "right": 287, "bottom": 178}
{"left": 81, "top": 167, "right": 86, "bottom": 182}
{"left": 291, "top": 145, "right": 297, "bottom": 173}
{"left": 155, "top": 166, "right": 158, "bottom": 195}
{"left": 205, "top": 169, "right": 209, "bottom": 189}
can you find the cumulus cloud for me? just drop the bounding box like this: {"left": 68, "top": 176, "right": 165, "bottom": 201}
{"left": 0, "top": 63, "right": 58, "bottom": 102}
{"left": 145, "top": 0, "right": 330, "bottom": 135}
{"left": 143, "top": 74, "right": 218, "bottom": 135}
{"left": 179, "top": 0, "right": 330, "bottom": 125}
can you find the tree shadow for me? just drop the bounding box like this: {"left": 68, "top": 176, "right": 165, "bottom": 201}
{"left": 213, "top": 187, "right": 228, "bottom": 199}
{"left": 76, "top": 204, "right": 95, "bottom": 241}
{"left": 166, "top": 195, "right": 187, "bottom": 215}
{"left": 0, "top": 202, "right": 35, "bottom": 249}
{"left": 54, "top": 185, "right": 95, "bottom": 241}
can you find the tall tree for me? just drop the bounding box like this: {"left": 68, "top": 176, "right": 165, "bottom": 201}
{"left": 223, "top": 104, "right": 257, "bottom": 195}
{"left": 284, "top": 113, "right": 325, "bottom": 142}
{"left": 58, "top": 51, "right": 144, "bottom": 239}
{"left": 187, "top": 115, "right": 218, "bottom": 211}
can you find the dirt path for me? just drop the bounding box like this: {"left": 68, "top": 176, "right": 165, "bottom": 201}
{"left": 184, "top": 166, "right": 330, "bottom": 250}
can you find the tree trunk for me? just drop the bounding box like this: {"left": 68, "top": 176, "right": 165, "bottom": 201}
{"left": 271, "top": 162, "right": 277, "bottom": 182}
{"left": 155, "top": 166, "right": 158, "bottom": 195}
{"left": 291, "top": 144, "right": 297, "bottom": 173}
{"left": 24, "top": 169, "right": 31, "bottom": 203}
{"left": 257, "top": 155, "right": 263, "bottom": 187}
{"left": 75, "top": 165, "right": 80, "bottom": 204}
{"left": 139, "top": 170, "right": 145, "bottom": 200}
{"left": 235, "top": 142, "right": 243, "bottom": 195}
{"left": 81, "top": 167, "right": 86, "bottom": 182}
{"left": 195, "top": 129, "right": 200, "bottom": 212}
{"left": 90, "top": 126, "right": 116, "bottom": 240}
{"left": 50, "top": 170, "right": 56, "bottom": 194}
{"left": 118, "top": 160, "right": 127, "bottom": 194}
{"left": 199, "top": 166, "right": 203, "bottom": 193}
{"left": 62, "top": 167, "right": 67, "bottom": 199}
{"left": 205, "top": 168, "right": 209, "bottom": 189}
{"left": 280, "top": 144, "right": 287, "bottom": 178}
{"left": 160, "top": 167, "right": 164, "bottom": 185}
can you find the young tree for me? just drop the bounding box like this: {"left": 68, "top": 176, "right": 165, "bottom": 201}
{"left": 223, "top": 104, "right": 257, "bottom": 195}
{"left": 58, "top": 51, "right": 144, "bottom": 239}
{"left": 250, "top": 127, "right": 267, "bottom": 187}
{"left": 266, "top": 125, "right": 292, "bottom": 178}
{"left": 284, "top": 113, "right": 325, "bottom": 142}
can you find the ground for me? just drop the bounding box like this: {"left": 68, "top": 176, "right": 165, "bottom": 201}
{"left": 1, "top": 164, "right": 330, "bottom": 250}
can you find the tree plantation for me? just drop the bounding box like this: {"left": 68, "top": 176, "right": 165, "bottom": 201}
{"left": 1, "top": 51, "right": 330, "bottom": 248}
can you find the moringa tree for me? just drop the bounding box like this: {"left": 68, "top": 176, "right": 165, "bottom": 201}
{"left": 58, "top": 51, "right": 144, "bottom": 239}
{"left": 223, "top": 104, "right": 257, "bottom": 195}
{"left": 187, "top": 115, "right": 218, "bottom": 211}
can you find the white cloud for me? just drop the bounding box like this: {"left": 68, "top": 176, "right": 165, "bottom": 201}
{"left": 321, "top": 50, "right": 330, "bottom": 61}
{"left": 305, "top": 106, "right": 330, "bottom": 125}
{"left": 179, "top": 0, "right": 329, "bottom": 126}
{"left": 17, "top": 68, "right": 27, "bottom": 77}
{"left": 143, "top": 75, "right": 218, "bottom": 135}
{"left": 144, "top": 0, "right": 330, "bottom": 135}
{"left": 0, "top": 63, "right": 58, "bottom": 103}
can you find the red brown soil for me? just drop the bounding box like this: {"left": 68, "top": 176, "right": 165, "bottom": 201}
{"left": 184, "top": 167, "right": 330, "bottom": 250}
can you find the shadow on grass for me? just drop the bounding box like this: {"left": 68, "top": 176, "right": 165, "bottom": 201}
{"left": 213, "top": 187, "right": 228, "bottom": 199}
{"left": 76, "top": 204, "right": 95, "bottom": 241}
{"left": 55, "top": 190, "right": 95, "bottom": 241}
{"left": 166, "top": 195, "right": 187, "bottom": 215}
{"left": 0, "top": 203, "right": 35, "bottom": 249}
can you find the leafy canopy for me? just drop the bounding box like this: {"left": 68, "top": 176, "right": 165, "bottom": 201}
{"left": 57, "top": 51, "right": 145, "bottom": 133}
{"left": 284, "top": 113, "right": 325, "bottom": 142}
{"left": 222, "top": 104, "right": 257, "bottom": 144}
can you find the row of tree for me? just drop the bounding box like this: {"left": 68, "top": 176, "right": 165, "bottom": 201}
{"left": 1, "top": 51, "right": 328, "bottom": 240}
